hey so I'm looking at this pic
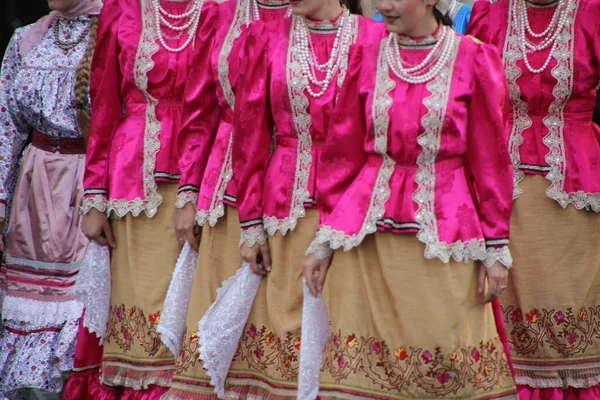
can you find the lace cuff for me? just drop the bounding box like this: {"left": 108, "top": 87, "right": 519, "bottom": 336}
{"left": 175, "top": 191, "right": 199, "bottom": 209}
{"left": 483, "top": 246, "right": 513, "bottom": 269}
{"left": 305, "top": 239, "right": 334, "bottom": 260}
{"left": 239, "top": 225, "right": 268, "bottom": 248}
{"left": 81, "top": 195, "right": 108, "bottom": 214}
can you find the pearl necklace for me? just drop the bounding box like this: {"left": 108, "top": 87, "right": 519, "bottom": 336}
{"left": 153, "top": 0, "right": 205, "bottom": 52}
{"left": 513, "top": 0, "right": 569, "bottom": 74}
{"left": 294, "top": 10, "right": 353, "bottom": 98}
{"left": 386, "top": 26, "right": 454, "bottom": 84}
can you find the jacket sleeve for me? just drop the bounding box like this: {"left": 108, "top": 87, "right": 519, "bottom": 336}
{"left": 81, "top": 0, "right": 122, "bottom": 214}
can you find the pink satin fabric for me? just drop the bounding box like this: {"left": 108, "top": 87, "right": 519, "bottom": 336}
{"left": 232, "top": 16, "right": 385, "bottom": 230}
{"left": 20, "top": 0, "right": 103, "bottom": 57}
{"left": 84, "top": 0, "right": 218, "bottom": 208}
{"left": 319, "top": 37, "right": 513, "bottom": 246}
{"left": 177, "top": 1, "right": 289, "bottom": 213}
{"left": 468, "top": 0, "right": 600, "bottom": 197}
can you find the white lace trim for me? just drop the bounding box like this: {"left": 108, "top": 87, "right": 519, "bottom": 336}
{"left": 304, "top": 240, "right": 333, "bottom": 260}
{"left": 175, "top": 191, "right": 199, "bottom": 209}
{"left": 239, "top": 225, "right": 267, "bottom": 248}
{"left": 5, "top": 256, "right": 82, "bottom": 271}
{"left": 81, "top": 195, "right": 108, "bottom": 214}
{"left": 198, "top": 263, "right": 262, "bottom": 398}
{"left": 298, "top": 279, "right": 330, "bottom": 400}
{"left": 109, "top": 0, "right": 164, "bottom": 220}
{"left": 307, "top": 40, "right": 396, "bottom": 253}
{"left": 196, "top": 133, "right": 234, "bottom": 227}
{"left": 158, "top": 242, "right": 198, "bottom": 356}
{"left": 2, "top": 296, "right": 83, "bottom": 326}
{"left": 265, "top": 15, "right": 359, "bottom": 237}
{"left": 483, "top": 246, "right": 512, "bottom": 269}
{"left": 74, "top": 241, "right": 111, "bottom": 342}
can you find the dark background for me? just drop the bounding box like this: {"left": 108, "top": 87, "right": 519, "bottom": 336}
{"left": 1, "top": 1, "right": 600, "bottom": 124}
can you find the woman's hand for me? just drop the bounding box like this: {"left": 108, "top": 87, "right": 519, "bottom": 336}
{"left": 303, "top": 253, "right": 333, "bottom": 297}
{"left": 82, "top": 208, "right": 116, "bottom": 248}
{"left": 240, "top": 241, "right": 271, "bottom": 276}
{"left": 175, "top": 202, "right": 201, "bottom": 250}
{"left": 478, "top": 261, "right": 508, "bottom": 304}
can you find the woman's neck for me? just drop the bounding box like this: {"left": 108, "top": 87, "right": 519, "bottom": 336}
{"left": 305, "top": 1, "right": 343, "bottom": 22}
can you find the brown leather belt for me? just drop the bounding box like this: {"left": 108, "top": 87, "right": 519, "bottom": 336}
{"left": 32, "top": 130, "right": 86, "bottom": 154}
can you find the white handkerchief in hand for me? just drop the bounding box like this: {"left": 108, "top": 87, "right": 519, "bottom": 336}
{"left": 198, "top": 263, "right": 262, "bottom": 398}
{"left": 74, "top": 241, "right": 111, "bottom": 343}
{"left": 297, "top": 279, "right": 330, "bottom": 400}
{"left": 157, "top": 242, "right": 199, "bottom": 356}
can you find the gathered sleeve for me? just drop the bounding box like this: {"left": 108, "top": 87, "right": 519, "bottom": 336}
{"left": 0, "top": 30, "right": 31, "bottom": 219}
{"left": 466, "top": 1, "right": 491, "bottom": 44}
{"left": 466, "top": 42, "right": 513, "bottom": 268}
{"left": 232, "top": 21, "right": 273, "bottom": 247}
{"left": 81, "top": 0, "right": 122, "bottom": 214}
{"left": 307, "top": 45, "right": 368, "bottom": 258}
{"left": 176, "top": 4, "right": 221, "bottom": 208}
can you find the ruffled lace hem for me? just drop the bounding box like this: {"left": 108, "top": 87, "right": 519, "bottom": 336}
{"left": 100, "top": 367, "right": 173, "bottom": 392}
{"left": 105, "top": 194, "right": 163, "bottom": 219}
{"left": 198, "top": 263, "right": 262, "bottom": 398}
{"left": 74, "top": 241, "right": 111, "bottom": 341}
{"left": 2, "top": 296, "right": 83, "bottom": 326}
{"left": 514, "top": 366, "right": 600, "bottom": 390}
{"left": 305, "top": 239, "right": 334, "bottom": 260}
{"left": 239, "top": 226, "right": 267, "bottom": 248}
{"left": 517, "top": 384, "right": 600, "bottom": 400}
{"left": 545, "top": 185, "right": 600, "bottom": 213}
{"left": 483, "top": 246, "right": 513, "bottom": 269}
{"left": 81, "top": 195, "right": 108, "bottom": 214}
{"left": 174, "top": 192, "right": 199, "bottom": 209}
{"left": 158, "top": 243, "right": 198, "bottom": 357}
{"left": 0, "top": 318, "right": 79, "bottom": 394}
{"left": 196, "top": 204, "right": 225, "bottom": 228}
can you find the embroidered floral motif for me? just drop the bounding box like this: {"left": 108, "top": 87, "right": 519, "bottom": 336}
{"left": 503, "top": 305, "right": 600, "bottom": 358}
{"left": 174, "top": 330, "right": 202, "bottom": 374}
{"left": 322, "top": 331, "right": 512, "bottom": 397}
{"left": 105, "top": 305, "right": 164, "bottom": 356}
{"left": 233, "top": 323, "right": 301, "bottom": 382}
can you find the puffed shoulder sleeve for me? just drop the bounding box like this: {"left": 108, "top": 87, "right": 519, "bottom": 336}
{"left": 466, "top": 1, "right": 491, "bottom": 44}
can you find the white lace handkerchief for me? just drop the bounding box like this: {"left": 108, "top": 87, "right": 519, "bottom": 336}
{"left": 297, "top": 279, "right": 330, "bottom": 400}
{"left": 74, "top": 241, "right": 111, "bottom": 342}
{"left": 198, "top": 263, "right": 262, "bottom": 398}
{"left": 157, "top": 242, "right": 199, "bottom": 356}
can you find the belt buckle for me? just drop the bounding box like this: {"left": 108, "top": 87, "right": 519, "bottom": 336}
{"left": 54, "top": 138, "right": 61, "bottom": 153}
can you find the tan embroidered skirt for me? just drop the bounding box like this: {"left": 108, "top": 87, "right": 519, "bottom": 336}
{"left": 318, "top": 231, "right": 517, "bottom": 399}
{"left": 500, "top": 175, "right": 600, "bottom": 388}
{"left": 164, "top": 206, "right": 244, "bottom": 399}
{"left": 100, "top": 183, "right": 183, "bottom": 389}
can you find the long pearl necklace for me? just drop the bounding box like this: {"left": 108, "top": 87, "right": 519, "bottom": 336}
{"left": 386, "top": 26, "right": 454, "bottom": 84}
{"left": 514, "top": 0, "right": 569, "bottom": 74}
{"left": 295, "top": 9, "right": 353, "bottom": 98}
{"left": 153, "top": 0, "right": 205, "bottom": 52}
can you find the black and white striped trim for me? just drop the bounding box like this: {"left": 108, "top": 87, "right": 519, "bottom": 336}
{"left": 256, "top": 0, "right": 289, "bottom": 9}
{"left": 223, "top": 194, "right": 237, "bottom": 204}
{"left": 240, "top": 218, "right": 263, "bottom": 229}
{"left": 303, "top": 197, "right": 317, "bottom": 206}
{"left": 485, "top": 238, "right": 510, "bottom": 247}
{"left": 84, "top": 188, "right": 108, "bottom": 196}
{"left": 377, "top": 219, "right": 421, "bottom": 231}
{"left": 178, "top": 184, "right": 199, "bottom": 194}
{"left": 155, "top": 172, "right": 181, "bottom": 181}
{"left": 518, "top": 164, "right": 551, "bottom": 173}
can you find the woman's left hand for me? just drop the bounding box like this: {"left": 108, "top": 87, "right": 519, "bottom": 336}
{"left": 478, "top": 261, "right": 509, "bottom": 304}
{"left": 302, "top": 253, "right": 334, "bottom": 297}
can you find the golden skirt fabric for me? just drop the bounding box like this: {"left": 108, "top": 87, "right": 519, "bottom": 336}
{"left": 317, "top": 231, "right": 517, "bottom": 399}
{"left": 100, "top": 183, "right": 183, "bottom": 389}
{"left": 164, "top": 206, "right": 244, "bottom": 399}
{"left": 500, "top": 175, "right": 600, "bottom": 388}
